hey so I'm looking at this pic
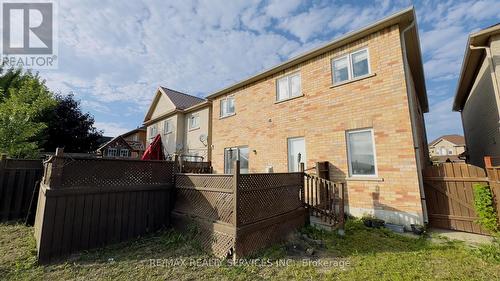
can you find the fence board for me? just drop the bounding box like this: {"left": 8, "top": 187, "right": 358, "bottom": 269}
{"left": 34, "top": 155, "right": 174, "bottom": 263}
{"left": 423, "top": 163, "right": 490, "bottom": 235}
{"left": 0, "top": 158, "right": 43, "bottom": 222}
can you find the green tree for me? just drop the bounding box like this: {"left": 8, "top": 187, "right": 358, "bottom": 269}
{"left": 0, "top": 74, "right": 56, "bottom": 158}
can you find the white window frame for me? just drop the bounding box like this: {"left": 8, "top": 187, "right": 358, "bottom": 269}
{"left": 188, "top": 113, "right": 200, "bottom": 130}
{"left": 276, "top": 72, "right": 302, "bottom": 102}
{"left": 120, "top": 149, "right": 129, "bottom": 157}
{"left": 220, "top": 96, "right": 235, "bottom": 118}
{"left": 107, "top": 148, "right": 117, "bottom": 157}
{"left": 346, "top": 128, "right": 378, "bottom": 177}
{"left": 163, "top": 119, "right": 172, "bottom": 134}
{"left": 149, "top": 124, "right": 157, "bottom": 139}
{"left": 332, "top": 48, "right": 371, "bottom": 85}
{"left": 448, "top": 149, "right": 453, "bottom": 155}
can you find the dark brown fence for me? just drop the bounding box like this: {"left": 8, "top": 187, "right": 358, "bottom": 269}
{"left": 34, "top": 151, "right": 175, "bottom": 263}
{"left": 172, "top": 162, "right": 308, "bottom": 259}
{"left": 0, "top": 156, "right": 43, "bottom": 222}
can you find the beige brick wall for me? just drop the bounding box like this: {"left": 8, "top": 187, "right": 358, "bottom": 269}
{"left": 210, "top": 25, "right": 425, "bottom": 225}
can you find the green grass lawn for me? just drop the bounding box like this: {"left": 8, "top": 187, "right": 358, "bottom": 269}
{"left": 1, "top": 220, "right": 499, "bottom": 280}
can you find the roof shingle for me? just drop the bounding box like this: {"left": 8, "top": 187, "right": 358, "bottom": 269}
{"left": 429, "top": 135, "right": 466, "bottom": 146}
{"left": 161, "top": 87, "right": 205, "bottom": 110}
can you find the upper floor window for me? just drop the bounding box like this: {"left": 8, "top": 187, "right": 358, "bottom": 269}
{"left": 220, "top": 96, "right": 235, "bottom": 117}
{"left": 149, "top": 124, "right": 157, "bottom": 138}
{"left": 346, "top": 128, "right": 377, "bottom": 177}
{"left": 332, "top": 48, "right": 370, "bottom": 84}
{"left": 163, "top": 119, "right": 172, "bottom": 134}
{"left": 120, "top": 149, "right": 129, "bottom": 157}
{"left": 189, "top": 113, "right": 200, "bottom": 130}
{"left": 276, "top": 72, "right": 301, "bottom": 101}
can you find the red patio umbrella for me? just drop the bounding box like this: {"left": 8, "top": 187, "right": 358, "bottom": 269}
{"left": 141, "top": 134, "right": 165, "bottom": 160}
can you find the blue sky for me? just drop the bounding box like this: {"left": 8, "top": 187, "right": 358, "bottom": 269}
{"left": 39, "top": 0, "right": 500, "bottom": 141}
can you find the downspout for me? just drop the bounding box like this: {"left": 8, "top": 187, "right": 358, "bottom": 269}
{"left": 469, "top": 45, "right": 500, "bottom": 121}
{"left": 400, "top": 20, "right": 428, "bottom": 224}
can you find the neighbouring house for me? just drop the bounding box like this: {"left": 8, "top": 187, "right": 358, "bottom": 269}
{"left": 121, "top": 126, "right": 147, "bottom": 157}
{"left": 453, "top": 24, "right": 500, "bottom": 167}
{"left": 206, "top": 7, "right": 429, "bottom": 226}
{"left": 428, "top": 135, "right": 466, "bottom": 164}
{"left": 143, "top": 87, "right": 211, "bottom": 161}
{"left": 97, "top": 127, "right": 146, "bottom": 159}
{"left": 97, "top": 136, "right": 135, "bottom": 158}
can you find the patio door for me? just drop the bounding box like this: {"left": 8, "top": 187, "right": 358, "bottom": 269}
{"left": 288, "top": 137, "right": 306, "bottom": 172}
{"left": 224, "top": 146, "right": 249, "bottom": 174}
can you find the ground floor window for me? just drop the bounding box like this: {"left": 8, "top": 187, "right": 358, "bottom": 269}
{"left": 107, "top": 148, "right": 117, "bottom": 157}
{"left": 346, "top": 128, "right": 377, "bottom": 176}
{"left": 224, "top": 146, "right": 249, "bottom": 174}
{"left": 120, "top": 149, "right": 130, "bottom": 157}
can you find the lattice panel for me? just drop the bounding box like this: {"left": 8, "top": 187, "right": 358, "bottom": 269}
{"left": 238, "top": 186, "right": 302, "bottom": 225}
{"left": 195, "top": 222, "right": 235, "bottom": 258}
{"left": 174, "top": 189, "right": 234, "bottom": 224}
{"left": 176, "top": 174, "right": 233, "bottom": 190}
{"left": 236, "top": 212, "right": 306, "bottom": 257}
{"left": 237, "top": 173, "right": 302, "bottom": 225}
{"left": 56, "top": 158, "right": 174, "bottom": 187}
{"left": 238, "top": 173, "right": 302, "bottom": 190}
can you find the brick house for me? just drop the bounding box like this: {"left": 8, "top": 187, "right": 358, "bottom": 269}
{"left": 453, "top": 24, "right": 500, "bottom": 167}
{"left": 206, "top": 7, "right": 429, "bottom": 226}
{"left": 143, "top": 87, "right": 211, "bottom": 161}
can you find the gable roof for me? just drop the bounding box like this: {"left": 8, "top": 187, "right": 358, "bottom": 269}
{"left": 453, "top": 23, "right": 500, "bottom": 111}
{"left": 429, "top": 135, "right": 466, "bottom": 146}
{"left": 161, "top": 87, "right": 205, "bottom": 110}
{"left": 143, "top": 87, "right": 207, "bottom": 123}
{"left": 205, "top": 6, "right": 427, "bottom": 112}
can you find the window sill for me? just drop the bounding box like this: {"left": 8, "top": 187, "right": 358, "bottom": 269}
{"left": 346, "top": 176, "right": 384, "bottom": 182}
{"left": 164, "top": 131, "right": 172, "bottom": 135}
{"left": 188, "top": 127, "right": 200, "bottom": 132}
{"left": 219, "top": 113, "right": 236, "bottom": 120}
{"left": 274, "top": 94, "right": 304, "bottom": 104}
{"left": 330, "top": 73, "right": 376, "bottom": 88}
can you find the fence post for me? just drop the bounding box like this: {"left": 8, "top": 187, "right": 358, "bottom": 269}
{"left": 300, "top": 163, "right": 305, "bottom": 203}
{"left": 232, "top": 160, "right": 240, "bottom": 259}
{"left": 338, "top": 182, "right": 345, "bottom": 236}
{"left": 49, "top": 148, "right": 64, "bottom": 188}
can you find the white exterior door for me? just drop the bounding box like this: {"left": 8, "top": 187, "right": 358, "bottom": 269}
{"left": 288, "top": 137, "right": 306, "bottom": 172}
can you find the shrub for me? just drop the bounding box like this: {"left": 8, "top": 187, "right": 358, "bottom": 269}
{"left": 473, "top": 183, "right": 499, "bottom": 233}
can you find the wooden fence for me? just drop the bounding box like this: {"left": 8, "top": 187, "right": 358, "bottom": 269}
{"left": 172, "top": 161, "right": 308, "bottom": 258}
{"left": 423, "top": 162, "right": 497, "bottom": 235}
{"left": 0, "top": 155, "right": 43, "bottom": 222}
{"left": 303, "top": 173, "right": 345, "bottom": 226}
{"left": 34, "top": 150, "right": 175, "bottom": 263}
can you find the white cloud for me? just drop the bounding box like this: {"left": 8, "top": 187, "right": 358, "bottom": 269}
{"left": 94, "top": 122, "right": 133, "bottom": 137}
{"left": 36, "top": 0, "right": 500, "bottom": 142}
{"left": 425, "top": 97, "right": 463, "bottom": 140}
